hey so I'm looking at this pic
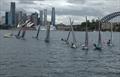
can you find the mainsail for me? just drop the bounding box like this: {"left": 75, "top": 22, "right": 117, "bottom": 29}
{"left": 45, "top": 24, "right": 50, "bottom": 43}
{"left": 85, "top": 16, "right": 88, "bottom": 47}
{"left": 69, "top": 18, "right": 77, "bottom": 48}
{"left": 93, "top": 18, "right": 102, "bottom": 50}
{"left": 98, "top": 20, "right": 102, "bottom": 47}
{"left": 16, "top": 20, "right": 30, "bottom": 39}
{"left": 82, "top": 16, "right": 89, "bottom": 50}
{"left": 35, "top": 25, "right": 41, "bottom": 39}
{"left": 67, "top": 31, "right": 71, "bottom": 41}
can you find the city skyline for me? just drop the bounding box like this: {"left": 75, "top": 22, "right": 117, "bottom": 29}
{"left": 0, "top": 0, "right": 120, "bottom": 24}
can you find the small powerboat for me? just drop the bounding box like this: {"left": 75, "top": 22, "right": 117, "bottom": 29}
{"left": 4, "top": 33, "right": 14, "bottom": 38}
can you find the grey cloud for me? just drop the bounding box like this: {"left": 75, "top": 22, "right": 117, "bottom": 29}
{"left": 0, "top": 0, "right": 10, "bottom": 12}
{"left": 18, "top": 0, "right": 45, "bottom": 4}
{"left": 18, "top": 1, "right": 35, "bottom": 4}
{"left": 67, "top": 0, "right": 86, "bottom": 4}
{"left": 0, "top": 0, "right": 119, "bottom": 23}
{"left": 55, "top": 7, "right": 104, "bottom": 17}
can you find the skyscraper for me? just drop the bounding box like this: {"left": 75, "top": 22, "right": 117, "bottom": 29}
{"left": 40, "top": 10, "right": 43, "bottom": 26}
{"left": 44, "top": 9, "right": 47, "bottom": 26}
{"left": 10, "top": 2, "right": 16, "bottom": 26}
{"left": 5, "top": 12, "right": 9, "bottom": 25}
{"left": 51, "top": 7, "right": 56, "bottom": 26}
{"left": 8, "top": 12, "right": 11, "bottom": 25}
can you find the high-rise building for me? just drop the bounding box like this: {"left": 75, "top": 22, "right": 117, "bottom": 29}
{"left": 10, "top": 2, "right": 16, "bottom": 26}
{"left": 51, "top": 7, "right": 56, "bottom": 26}
{"left": 40, "top": 10, "right": 43, "bottom": 26}
{"left": 5, "top": 12, "right": 9, "bottom": 25}
{"left": 44, "top": 9, "right": 47, "bottom": 26}
{"left": 8, "top": 12, "right": 11, "bottom": 25}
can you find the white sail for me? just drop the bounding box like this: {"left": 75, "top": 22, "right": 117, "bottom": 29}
{"left": 69, "top": 18, "right": 77, "bottom": 48}
{"left": 45, "top": 23, "right": 50, "bottom": 43}
{"left": 82, "top": 16, "right": 89, "bottom": 50}
{"left": 93, "top": 18, "right": 102, "bottom": 50}
{"left": 110, "top": 22, "right": 113, "bottom": 45}
{"left": 98, "top": 20, "right": 102, "bottom": 47}
{"left": 85, "top": 16, "right": 88, "bottom": 47}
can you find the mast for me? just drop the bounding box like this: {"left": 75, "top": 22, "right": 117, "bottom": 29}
{"left": 110, "top": 22, "right": 113, "bottom": 44}
{"left": 17, "top": 28, "right": 22, "bottom": 37}
{"left": 45, "top": 23, "right": 50, "bottom": 43}
{"left": 16, "top": 21, "right": 26, "bottom": 37}
{"left": 98, "top": 19, "right": 102, "bottom": 47}
{"left": 85, "top": 16, "right": 88, "bottom": 47}
{"left": 35, "top": 25, "right": 41, "bottom": 39}
{"left": 67, "top": 31, "right": 71, "bottom": 41}
{"left": 21, "top": 29, "right": 26, "bottom": 39}
{"left": 44, "top": 9, "right": 50, "bottom": 43}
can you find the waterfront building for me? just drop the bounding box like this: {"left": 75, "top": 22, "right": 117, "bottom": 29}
{"left": 51, "top": 7, "right": 56, "bottom": 26}
{"left": 10, "top": 2, "right": 16, "bottom": 26}
{"left": 44, "top": 9, "right": 47, "bottom": 26}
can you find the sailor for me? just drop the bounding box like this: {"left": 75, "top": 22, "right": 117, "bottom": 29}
{"left": 107, "top": 40, "right": 111, "bottom": 45}
{"left": 71, "top": 43, "right": 77, "bottom": 48}
{"left": 93, "top": 43, "right": 101, "bottom": 50}
{"left": 93, "top": 43, "right": 97, "bottom": 48}
{"left": 61, "top": 38, "right": 64, "bottom": 41}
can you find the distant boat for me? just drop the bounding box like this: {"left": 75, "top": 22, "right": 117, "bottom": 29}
{"left": 4, "top": 33, "right": 14, "bottom": 38}
{"left": 15, "top": 19, "right": 31, "bottom": 39}
{"left": 61, "top": 18, "right": 77, "bottom": 48}
{"left": 93, "top": 30, "right": 96, "bottom": 32}
{"left": 69, "top": 18, "right": 77, "bottom": 49}
{"left": 82, "top": 17, "right": 89, "bottom": 50}
{"left": 93, "top": 19, "right": 102, "bottom": 50}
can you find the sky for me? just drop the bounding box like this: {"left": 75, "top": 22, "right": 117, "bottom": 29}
{"left": 0, "top": 0, "right": 120, "bottom": 24}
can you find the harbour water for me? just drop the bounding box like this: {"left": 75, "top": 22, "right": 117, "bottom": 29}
{"left": 0, "top": 30, "right": 120, "bottom": 77}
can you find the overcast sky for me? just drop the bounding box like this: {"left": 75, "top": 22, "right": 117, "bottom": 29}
{"left": 0, "top": 0, "right": 120, "bottom": 24}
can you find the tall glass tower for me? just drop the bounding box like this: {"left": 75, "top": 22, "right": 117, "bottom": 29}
{"left": 44, "top": 9, "right": 47, "bottom": 26}
{"left": 5, "top": 12, "right": 9, "bottom": 25}
{"left": 51, "top": 7, "right": 55, "bottom": 26}
{"left": 40, "top": 10, "right": 43, "bottom": 26}
{"left": 10, "top": 2, "right": 16, "bottom": 26}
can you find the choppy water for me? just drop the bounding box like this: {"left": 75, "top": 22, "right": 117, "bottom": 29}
{"left": 0, "top": 30, "right": 120, "bottom": 77}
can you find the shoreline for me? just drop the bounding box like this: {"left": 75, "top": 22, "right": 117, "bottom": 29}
{"left": 0, "top": 29, "right": 120, "bottom": 32}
